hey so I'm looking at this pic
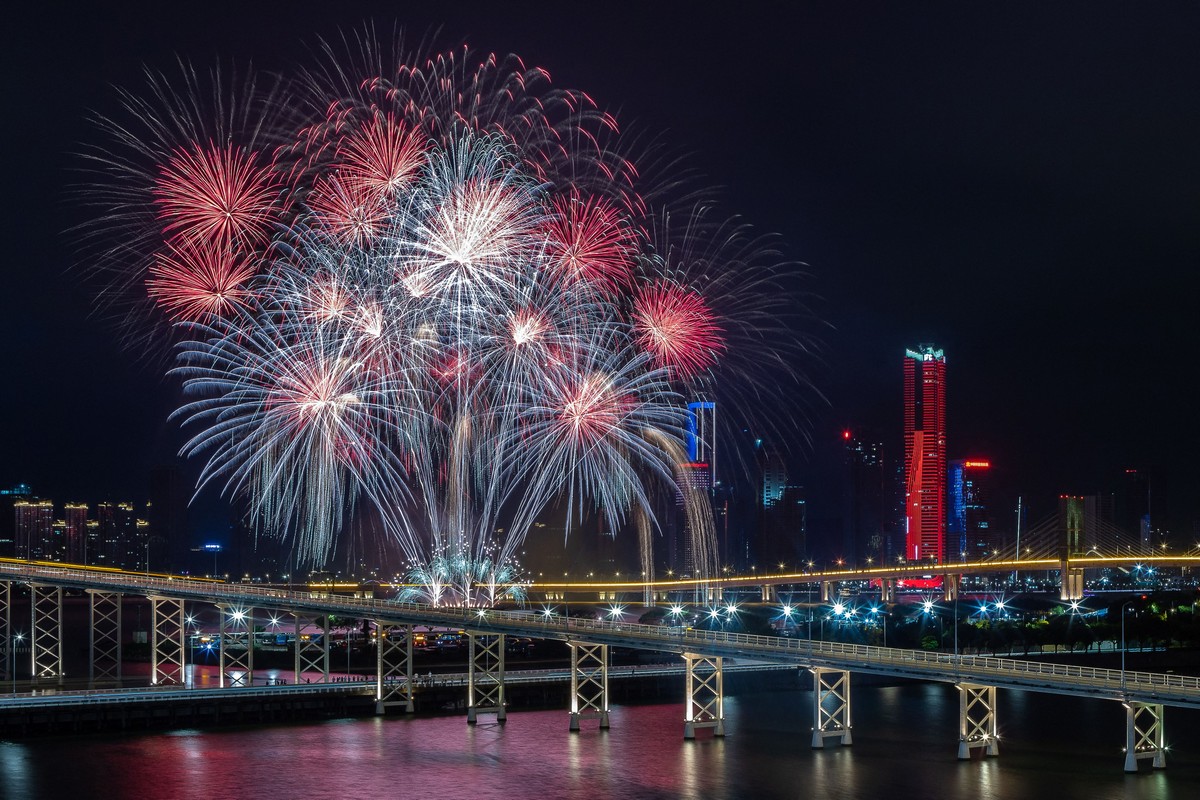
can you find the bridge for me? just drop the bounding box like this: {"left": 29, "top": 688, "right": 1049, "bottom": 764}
{"left": 524, "top": 554, "right": 1200, "bottom": 604}
{"left": 1, "top": 559, "right": 1196, "bottom": 772}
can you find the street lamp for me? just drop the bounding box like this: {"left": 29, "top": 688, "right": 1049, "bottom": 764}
{"left": 9, "top": 632, "right": 25, "bottom": 694}
{"left": 1120, "top": 598, "right": 1139, "bottom": 694}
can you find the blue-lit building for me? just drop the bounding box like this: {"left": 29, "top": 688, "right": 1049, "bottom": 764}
{"left": 948, "top": 459, "right": 992, "bottom": 559}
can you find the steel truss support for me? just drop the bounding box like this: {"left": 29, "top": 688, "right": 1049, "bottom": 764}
{"left": 294, "top": 612, "right": 330, "bottom": 685}
{"left": 0, "top": 581, "right": 10, "bottom": 681}
{"left": 568, "top": 641, "right": 610, "bottom": 731}
{"left": 466, "top": 632, "right": 506, "bottom": 723}
{"left": 811, "top": 667, "right": 852, "bottom": 747}
{"left": 30, "top": 584, "right": 62, "bottom": 684}
{"left": 88, "top": 590, "right": 122, "bottom": 686}
{"left": 1124, "top": 702, "right": 1166, "bottom": 772}
{"left": 957, "top": 683, "right": 999, "bottom": 759}
{"left": 218, "top": 605, "right": 254, "bottom": 687}
{"left": 375, "top": 622, "right": 413, "bottom": 714}
{"left": 149, "top": 596, "right": 185, "bottom": 685}
{"left": 683, "top": 653, "right": 724, "bottom": 739}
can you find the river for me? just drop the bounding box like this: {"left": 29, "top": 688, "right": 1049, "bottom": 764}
{"left": 2, "top": 681, "right": 1198, "bottom": 799}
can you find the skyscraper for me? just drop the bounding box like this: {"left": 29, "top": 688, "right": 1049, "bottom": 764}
{"left": 948, "top": 460, "right": 992, "bottom": 560}
{"left": 64, "top": 502, "right": 89, "bottom": 563}
{"left": 903, "top": 344, "right": 946, "bottom": 563}
{"left": 842, "top": 430, "right": 886, "bottom": 566}
{"left": 14, "top": 499, "right": 54, "bottom": 560}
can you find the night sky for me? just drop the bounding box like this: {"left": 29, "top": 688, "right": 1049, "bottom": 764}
{"left": 4, "top": 4, "right": 1199, "bottom": 545}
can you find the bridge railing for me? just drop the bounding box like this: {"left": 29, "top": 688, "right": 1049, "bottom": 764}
{"left": 4, "top": 563, "right": 1198, "bottom": 698}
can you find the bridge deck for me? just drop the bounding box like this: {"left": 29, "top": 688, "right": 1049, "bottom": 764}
{"left": 3, "top": 562, "right": 1197, "bottom": 709}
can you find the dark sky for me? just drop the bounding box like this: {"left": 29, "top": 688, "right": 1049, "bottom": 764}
{"left": 3, "top": 3, "right": 1199, "bottom": 543}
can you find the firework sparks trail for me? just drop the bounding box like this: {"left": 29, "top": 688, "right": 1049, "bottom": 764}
{"left": 82, "top": 33, "right": 817, "bottom": 604}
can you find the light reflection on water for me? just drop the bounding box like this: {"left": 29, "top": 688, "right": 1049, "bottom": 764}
{"left": 1, "top": 683, "right": 1198, "bottom": 799}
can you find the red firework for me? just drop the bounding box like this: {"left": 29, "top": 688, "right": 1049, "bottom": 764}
{"left": 147, "top": 240, "right": 256, "bottom": 321}
{"left": 336, "top": 112, "right": 425, "bottom": 199}
{"left": 556, "top": 373, "right": 630, "bottom": 447}
{"left": 543, "top": 191, "right": 637, "bottom": 295}
{"left": 633, "top": 280, "right": 725, "bottom": 378}
{"left": 153, "top": 144, "right": 281, "bottom": 249}
{"left": 307, "top": 175, "right": 389, "bottom": 245}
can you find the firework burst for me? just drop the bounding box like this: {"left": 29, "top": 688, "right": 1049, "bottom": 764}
{"left": 82, "top": 31, "right": 818, "bottom": 604}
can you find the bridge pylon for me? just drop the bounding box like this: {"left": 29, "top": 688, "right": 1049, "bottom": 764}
{"left": 683, "top": 653, "right": 724, "bottom": 738}
{"left": 1123, "top": 702, "right": 1166, "bottom": 772}
{"left": 811, "top": 667, "right": 852, "bottom": 748}
{"left": 942, "top": 575, "right": 960, "bottom": 603}
{"left": 568, "top": 641, "right": 609, "bottom": 731}
{"left": 956, "top": 683, "right": 999, "bottom": 759}
{"left": 466, "top": 632, "right": 506, "bottom": 723}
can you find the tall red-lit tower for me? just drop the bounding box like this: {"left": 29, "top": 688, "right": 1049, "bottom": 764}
{"left": 903, "top": 344, "right": 946, "bottom": 563}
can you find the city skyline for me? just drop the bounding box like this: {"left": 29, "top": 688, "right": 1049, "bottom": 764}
{"left": 3, "top": 4, "right": 1199, "bottom": 557}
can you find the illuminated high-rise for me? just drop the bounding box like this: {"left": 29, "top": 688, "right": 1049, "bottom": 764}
{"left": 903, "top": 344, "right": 946, "bottom": 563}
{"left": 14, "top": 499, "right": 54, "bottom": 560}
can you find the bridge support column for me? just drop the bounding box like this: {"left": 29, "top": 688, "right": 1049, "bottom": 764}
{"left": 820, "top": 581, "right": 834, "bottom": 603}
{"left": 956, "top": 683, "right": 999, "bottom": 759}
{"left": 149, "top": 596, "right": 185, "bottom": 685}
{"left": 683, "top": 653, "right": 724, "bottom": 738}
{"left": 0, "top": 581, "right": 10, "bottom": 681}
{"left": 467, "top": 633, "right": 506, "bottom": 723}
{"left": 30, "top": 584, "right": 62, "bottom": 685}
{"left": 293, "top": 613, "right": 330, "bottom": 685}
{"left": 88, "top": 590, "right": 122, "bottom": 686}
{"left": 811, "top": 667, "right": 852, "bottom": 747}
{"left": 1123, "top": 702, "right": 1166, "bottom": 772}
{"left": 375, "top": 622, "right": 413, "bottom": 714}
{"left": 942, "top": 574, "right": 960, "bottom": 603}
{"left": 880, "top": 578, "right": 896, "bottom": 604}
{"left": 760, "top": 585, "right": 776, "bottom": 602}
{"left": 218, "top": 605, "right": 254, "bottom": 687}
{"left": 1060, "top": 565, "right": 1084, "bottom": 602}
{"left": 568, "top": 641, "right": 609, "bottom": 731}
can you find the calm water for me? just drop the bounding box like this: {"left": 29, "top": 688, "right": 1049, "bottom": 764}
{"left": 2, "top": 683, "right": 1198, "bottom": 800}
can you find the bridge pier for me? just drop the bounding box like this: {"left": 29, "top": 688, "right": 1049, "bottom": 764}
{"left": 811, "top": 667, "right": 852, "bottom": 747}
{"left": 880, "top": 578, "right": 896, "bottom": 604}
{"left": 30, "top": 584, "right": 62, "bottom": 685}
{"left": 149, "top": 596, "right": 185, "bottom": 685}
{"left": 683, "top": 653, "right": 724, "bottom": 738}
{"left": 820, "top": 581, "right": 834, "bottom": 603}
{"left": 294, "top": 612, "right": 331, "bottom": 685}
{"left": 375, "top": 622, "right": 413, "bottom": 714}
{"left": 1060, "top": 563, "right": 1085, "bottom": 602}
{"left": 956, "top": 683, "right": 999, "bottom": 759}
{"left": 760, "top": 585, "right": 776, "bottom": 602}
{"left": 87, "top": 590, "right": 122, "bottom": 686}
{"left": 218, "top": 604, "right": 254, "bottom": 687}
{"left": 568, "top": 641, "right": 609, "bottom": 731}
{"left": 466, "top": 633, "right": 506, "bottom": 723}
{"left": 942, "top": 574, "right": 960, "bottom": 603}
{"left": 1123, "top": 702, "right": 1166, "bottom": 772}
